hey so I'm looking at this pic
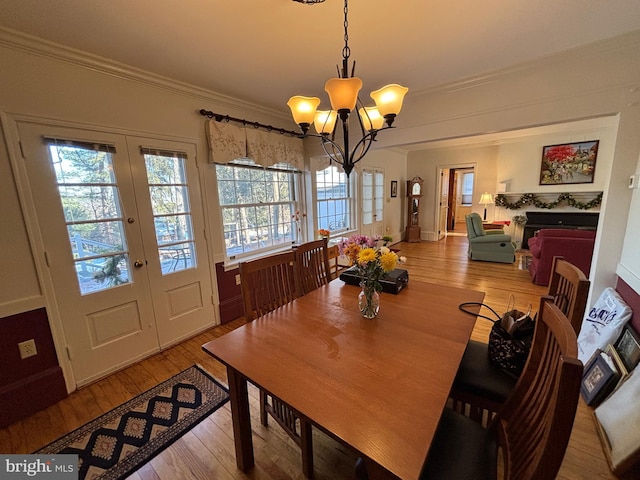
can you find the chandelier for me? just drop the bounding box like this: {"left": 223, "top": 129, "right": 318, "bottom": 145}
{"left": 288, "top": 0, "right": 408, "bottom": 176}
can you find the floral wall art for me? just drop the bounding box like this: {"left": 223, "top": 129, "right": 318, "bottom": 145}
{"left": 539, "top": 140, "right": 599, "bottom": 185}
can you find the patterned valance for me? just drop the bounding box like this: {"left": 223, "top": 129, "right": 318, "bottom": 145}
{"left": 206, "top": 120, "right": 304, "bottom": 169}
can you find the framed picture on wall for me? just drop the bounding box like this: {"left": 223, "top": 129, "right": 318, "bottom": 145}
{"left": 391, "top": 180, "right": 398, "bottom": 198}
{"left": 539, "top": 140, "right": 599, "bottom": 185}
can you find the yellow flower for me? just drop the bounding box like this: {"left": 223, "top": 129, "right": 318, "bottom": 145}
{"left": 357, "top": 247, "right": 377, "bottom": 265}
{"left": 379, "top": 251, "right": 398, "bottom": 272}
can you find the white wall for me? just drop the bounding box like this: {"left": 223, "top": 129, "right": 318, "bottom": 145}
{"left": 617, "top": 153, "right": 640, "bottom": 293}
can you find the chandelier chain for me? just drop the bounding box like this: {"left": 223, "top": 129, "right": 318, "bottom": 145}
{"left": 342, "top": 0, "right": 350, "bottom": 69}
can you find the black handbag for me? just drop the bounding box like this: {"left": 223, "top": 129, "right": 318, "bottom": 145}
{"left": 459, "top": 298, "right": 535, "bottom": 378}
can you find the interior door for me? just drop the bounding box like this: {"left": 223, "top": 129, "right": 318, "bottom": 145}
{"left": 17, "top": 122, "right": 214, "bottom": 386}
{"left": 361, "top": 167, "right": 384, "bottom": 237}
{"left": 438, "top": 169, "right": 449, "bottom": 239}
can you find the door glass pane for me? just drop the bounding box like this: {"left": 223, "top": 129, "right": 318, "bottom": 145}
{"left": 143, "top": 152, "right": 196, "bottom": 274}
{"left": 375, "top": 170, "right": 384, "bottom": 222}
{"left": 362, "top": 170, "right": 373, "bottom": 225}
{"left": 48, "top": 143, "right": 130, "bottom": 295}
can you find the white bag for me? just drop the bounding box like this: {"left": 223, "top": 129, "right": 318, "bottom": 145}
{"left": 577, "top": 287, "right": 633, "bottom": 364}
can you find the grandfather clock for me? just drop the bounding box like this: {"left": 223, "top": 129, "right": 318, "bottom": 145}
{"left": 405, "top": 176, "right": 424, "bottom": 242}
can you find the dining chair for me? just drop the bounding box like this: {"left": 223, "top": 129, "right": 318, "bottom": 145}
{"left": 417, "top": 296, "right": 583, "bottom": 480}
{"left": 239, "top": 250, "right": 301, "bottom": 320}
{"left": 327, "top": 244, "right": 341, "bottom": 280}
{"left": 238, "top": 251, "right": 314, "bottom": 477}
{"left": 294, "top": 238, "right": 331, "bottom": 294}
{"left": 449, "top": 256, "right": 589, "bottom": 425}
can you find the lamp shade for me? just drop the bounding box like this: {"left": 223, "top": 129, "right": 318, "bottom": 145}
{"left": 313, "top": 110, "right": 338, "bottom": 135}
{"left": 324, "top": 77, "right": 363, "bottom": 111}
{"left": 370, "top": 84, "right": 409, "bottom": 117}
{"left": 358, "top": 107, "right": 385, "bottom": 131}
{"left": 479, "top": 192, "right": 494, "bottom": 205}
{"left": 287, "top": 96, "right": 321, "bottom": 126}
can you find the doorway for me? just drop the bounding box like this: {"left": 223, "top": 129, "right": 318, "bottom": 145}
{"left": 15, "top": 121, "right": 215, "bottom": 386}
{"left": 438, "top": 166, "right": 475, "bottom": 236}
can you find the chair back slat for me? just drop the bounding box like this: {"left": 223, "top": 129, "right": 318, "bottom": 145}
{"left": 239, "top": 251, "right": 299, "bottom": 320}
{"left": 494, "top": 296, "right": 583, "bottom": 480}
{"left": 294, "top": 238, "right": 331, "bottom": 295}
{"left": 548, "top": 256, "right": 590, "bottom": 334}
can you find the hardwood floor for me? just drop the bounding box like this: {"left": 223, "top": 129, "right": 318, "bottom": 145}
{"left": 0, "top": 236, "right": 616, "bottom": 479}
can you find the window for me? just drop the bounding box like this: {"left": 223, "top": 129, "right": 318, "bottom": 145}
{"left": 461, "top": 171, "right": 474, "bottom": 205}
{"left": 315, "top": 165, "right": 351, "bottom": 233}
{"left": 216, "top": 161, "right": 301, "bottom": 259}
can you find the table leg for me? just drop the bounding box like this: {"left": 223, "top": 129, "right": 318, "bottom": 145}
{"left": 227, "top": 366, "right": 254, "bottom": 472}
{"left": 360, "top": 458, "right": 399, "bottom": 480}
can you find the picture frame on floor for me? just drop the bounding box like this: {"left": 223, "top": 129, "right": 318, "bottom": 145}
{"left": 614, "top": 325, "right": 640, "bottom": 372}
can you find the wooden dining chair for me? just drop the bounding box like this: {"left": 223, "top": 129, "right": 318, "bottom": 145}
{"left": 327, "top": 244, "right": 341, "bottom": 280}
{"left": 238, "top": 252, "right": 314, "bottom": 477}
{"left": 239, "top": 251, "right": 301, "bottom": 320}
{"left": 294, "top": 238, "right": 331, "bottom": 294}
{"left": 547, "top": 256, "right": 590, "bottom": 334}
{"left": 449, "top": 256, "right": 590, "bottom": 425}
{"left": 416, "top": 296, "right": 583, "bottom": 480}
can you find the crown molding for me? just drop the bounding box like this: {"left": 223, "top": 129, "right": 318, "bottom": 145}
{"left": 0, "top": 26, "right": 291, "bottom": 122}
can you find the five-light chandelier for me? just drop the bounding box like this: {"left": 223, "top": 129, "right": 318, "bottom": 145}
{"left": 288, "top": 0, "right": 408, "bottom": 176}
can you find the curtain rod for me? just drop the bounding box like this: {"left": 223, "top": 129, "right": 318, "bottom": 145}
{"left": 199, "top": 109, "right": 300, "bottom": 137}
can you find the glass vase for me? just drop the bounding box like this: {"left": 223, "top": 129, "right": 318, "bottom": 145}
{"left": 358, "top": 281, "right": 380, "bottom": 319}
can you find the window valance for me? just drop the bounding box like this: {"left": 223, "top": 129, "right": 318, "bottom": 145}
{"left": 206, "top": 119, "right": 304, "bottom": 169}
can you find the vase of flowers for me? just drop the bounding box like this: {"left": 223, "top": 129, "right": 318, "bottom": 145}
{"left": 358, "top": 281, "right": 380, "bottom": 319}
{"left": 338, "top": 234, "right": 406, "bottom": 318}
{"left": 318, "top": 228, "right": 330, "bottom": 240}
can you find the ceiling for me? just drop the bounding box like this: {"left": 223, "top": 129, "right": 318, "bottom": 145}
{"left": 2, "top": 0, "right": 640, "bottom": 118}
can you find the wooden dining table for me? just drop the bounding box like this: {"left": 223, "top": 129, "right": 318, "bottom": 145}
{"left": 202, "top": 279, "right": 484, "bottom": 480}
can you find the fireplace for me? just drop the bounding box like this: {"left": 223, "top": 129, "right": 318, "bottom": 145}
{"left": 522, "top": 211, "right": 599, "bottom": 249}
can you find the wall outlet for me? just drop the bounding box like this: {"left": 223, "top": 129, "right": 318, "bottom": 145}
{"left": 629, "top": 174, "right": 640, "bottom": 189}
{"left": 18, "top": 339, "right": 38, "bottom": 359}
{"left": 235, "top": 274, "right": 241, "bottom": 285}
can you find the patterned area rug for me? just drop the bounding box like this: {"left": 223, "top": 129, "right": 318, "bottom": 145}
{"left": 36, "top": 365, "right": 229, "bottom": 480}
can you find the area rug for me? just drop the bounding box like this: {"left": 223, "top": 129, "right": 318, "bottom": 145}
{"left": 36, "top": 365, "right": 229, "bottom": 480}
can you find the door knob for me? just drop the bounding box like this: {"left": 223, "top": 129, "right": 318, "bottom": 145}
{"left": 134, "top": 260, "right": 144, "bottom": 268}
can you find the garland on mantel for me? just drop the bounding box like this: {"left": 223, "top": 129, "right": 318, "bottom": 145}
{"left": 495, "top": 192, "right": 603, "bottom": 210}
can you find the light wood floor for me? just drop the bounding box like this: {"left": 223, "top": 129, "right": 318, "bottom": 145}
{"left": 0, "top": 236, "right": 617, "bottom": 479}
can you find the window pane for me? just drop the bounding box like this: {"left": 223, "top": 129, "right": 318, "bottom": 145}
{"left": 159, "top": 242, "right": 195, "bottom": 274}
{"left": 76, "top": 254, "right": 130, "bottom": 295}
{"left": 58, "top": 186, "right": 120, "bottom": 222}
{"left": 68, "top": 222, "right": 126, "bottom": 258}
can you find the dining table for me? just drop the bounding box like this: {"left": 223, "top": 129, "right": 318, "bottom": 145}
{"left": 202, "top": 278, "right": 484, "bottom": 480}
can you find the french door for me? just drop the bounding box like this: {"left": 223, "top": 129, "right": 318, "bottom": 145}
{"left": 361, "top": 167, "right": 384, "bottom": 237}
{"left": 17, "top": 122, "right": 214, "bottom": 386}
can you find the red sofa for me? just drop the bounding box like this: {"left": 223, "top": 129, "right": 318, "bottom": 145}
{"left": 528, "top": 229, "right": 596, "bottom": 285}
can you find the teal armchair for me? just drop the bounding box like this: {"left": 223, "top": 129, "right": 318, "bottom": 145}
{"left": 465, "top": 213, "right": 516, "bottom": 263}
